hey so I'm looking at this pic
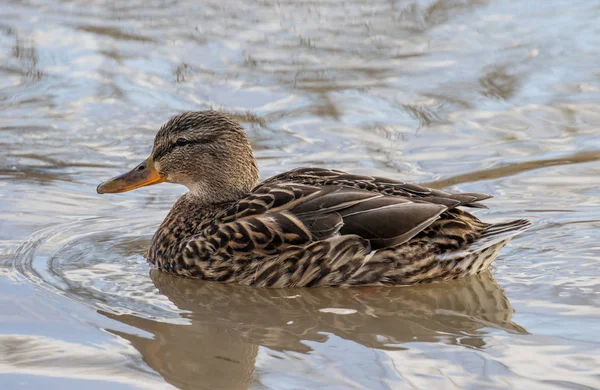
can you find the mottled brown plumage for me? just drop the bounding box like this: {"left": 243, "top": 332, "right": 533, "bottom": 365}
{"left": 97, "top": 110, "right": 530, "bottom": 287}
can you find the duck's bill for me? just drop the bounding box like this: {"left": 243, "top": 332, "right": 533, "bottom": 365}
{"left": 97, "top": 157, "right": 166, "bottom": 194}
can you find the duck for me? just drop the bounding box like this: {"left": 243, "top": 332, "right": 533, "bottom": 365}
{"left": 97, "top": 110, "right": 530, "bottom": 288}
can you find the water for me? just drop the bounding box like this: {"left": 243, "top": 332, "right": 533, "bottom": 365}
{"left": 1, "top": 0, "right": 599, "bottom": 388}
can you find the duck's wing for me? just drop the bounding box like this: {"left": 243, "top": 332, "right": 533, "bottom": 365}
{"left": 196, "top": 183, "right": 448, "bottom": 261}
{"left": 256, "top": 167, "right": 491, "bottom": 209}
{"left": 182, "top": 180, "right": 521, "bottom": 287}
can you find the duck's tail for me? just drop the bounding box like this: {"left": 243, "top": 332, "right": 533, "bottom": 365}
{"left": 436, "top": 218, "right": 531, "bottom": 276}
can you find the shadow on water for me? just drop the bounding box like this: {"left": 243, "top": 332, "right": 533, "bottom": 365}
{"left": 101, "top": 270, "right": 526, "bottom": 390}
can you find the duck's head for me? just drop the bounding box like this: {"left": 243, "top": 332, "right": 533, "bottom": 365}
{"left": 97, "top": 110, "right": 259, "bottom": 203}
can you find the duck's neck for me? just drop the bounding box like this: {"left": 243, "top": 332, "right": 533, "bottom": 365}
{"left": 147, "top": 192, "right": 237, "bottom": 271}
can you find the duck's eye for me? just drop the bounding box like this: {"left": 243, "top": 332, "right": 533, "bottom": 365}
{"left": 176, "top": 138, "right": 189, "bottom": 147}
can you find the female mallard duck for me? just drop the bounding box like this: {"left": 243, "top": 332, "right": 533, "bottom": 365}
{"left": 97, "top": 111, "right": 530, "bottom": 288}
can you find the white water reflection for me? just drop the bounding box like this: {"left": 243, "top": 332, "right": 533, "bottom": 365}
{"left": 0, "top": 335, "right": 168, "bottom": 389}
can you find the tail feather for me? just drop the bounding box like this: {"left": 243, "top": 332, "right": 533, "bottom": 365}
{"left": 467, "top": 219, "right": 531, "bottom": 252}
{"left": 469, "top": 219, "right": 531, "bottom": 252}
{"left": 437, "top": 218, "right": 531, "bottom": 277}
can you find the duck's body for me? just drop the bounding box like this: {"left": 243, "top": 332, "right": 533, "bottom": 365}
{"left": 98, "top": 111, "right": 530, "bottom": 287}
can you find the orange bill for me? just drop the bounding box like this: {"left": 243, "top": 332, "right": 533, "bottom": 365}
{"left": 97, "top": 156, "right": 166, "bottom": 194}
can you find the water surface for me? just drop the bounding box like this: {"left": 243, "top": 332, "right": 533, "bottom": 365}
{"left": 1, "top": 0, "right": 599, "bottom": 388}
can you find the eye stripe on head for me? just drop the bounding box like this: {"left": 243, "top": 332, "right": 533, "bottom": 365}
{"left": 154, "top": 136, "right": 215, "bottom": 160}
{"left": 173, "top": 137, "right": 215, "bottom": 148}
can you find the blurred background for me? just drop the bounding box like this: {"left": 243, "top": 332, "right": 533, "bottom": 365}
{"left": 0, "top": 0, "right": 599, "bottom": 389}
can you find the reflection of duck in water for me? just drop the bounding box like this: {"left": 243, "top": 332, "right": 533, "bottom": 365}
{"left": 97, "top": 111, "right": 530, "bottom": 287}
{"left": 102, "top": 271, "right": 526, "bottom": 389}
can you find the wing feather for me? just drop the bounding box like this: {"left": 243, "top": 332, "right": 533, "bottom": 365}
{"left": 258, "top": 167, "right": 491, "bottom": 208}
{"left": 190, "top": 167, "right": 493, "bottom": 262}
{"left": 202, "top": 182, "right": 449, "bottom": 256}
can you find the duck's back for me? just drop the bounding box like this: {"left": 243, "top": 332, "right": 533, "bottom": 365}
{"left": 150, "top": 167, "right": 530, "bottom": 287}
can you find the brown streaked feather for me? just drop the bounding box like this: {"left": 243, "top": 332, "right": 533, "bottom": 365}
{"left": 257, "top": 167, "right": 492, "bottom": 208}
{"left": 149, "top": 167, "right": 528, "bottom": 287}
{"left": 205, "top": 184, "right": 449, "bottom": 252}
{"left": 300, "top": 213, "right": 344, "bottom": 240}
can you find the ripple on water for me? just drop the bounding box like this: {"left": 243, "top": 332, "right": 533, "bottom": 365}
{"left": 12, "top": 216, "right": 183, "bottom": 320}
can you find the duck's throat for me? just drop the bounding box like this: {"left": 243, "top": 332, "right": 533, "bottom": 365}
{"left": 147, "top": 193, "right": 219, "bottom": 270}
